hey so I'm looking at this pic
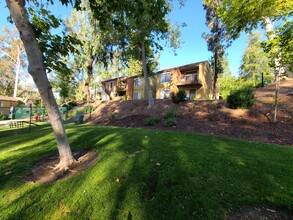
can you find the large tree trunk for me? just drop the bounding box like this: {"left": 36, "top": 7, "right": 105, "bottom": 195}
{"left": 141, "top": 40, "right": 154, "bottom": 109}
{"left": 6, "top": 0, "right": 75, "bottom": 169}
{"left": 85, "top": 56, "right": 95, "bottom": 103}
{"left": 212, "top": 52, "right": 218, "bottom": 100}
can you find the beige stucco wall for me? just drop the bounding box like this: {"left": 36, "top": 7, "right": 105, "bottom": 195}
{"left": 133, "top": 77, "right": 156, "bottom": 100}
{"left": 196, "top": 62, "right": 213, "bottom": 99}
{"left": 156, "top": 61, "right": 214, "bottom": 100}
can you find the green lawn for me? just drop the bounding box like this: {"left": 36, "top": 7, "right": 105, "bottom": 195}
{"left": 0, "top": 123, "right": 292, "bottom": 219}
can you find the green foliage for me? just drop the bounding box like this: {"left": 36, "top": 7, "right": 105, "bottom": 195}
{"left": 0, "top": 114, "right": 9, "bottom": 120}
{"left": 0, "top": 125, "right": 293, "bottom": 219}
{"left": 143, "top": 115, "right": 159, "bottom": 126}
{"left": 227, "top": 86, "right": 255, "bottom": 109}
{"left": 108, "top": 114, "right": 116, "bottom": 121}
{"left": 171, "top": 88, "right": 186, "bottom": 103}
{"left": 163, "top": 117, "right": 177, "bottom": 127}
{"left": 219, "top": 0, "right": 293, "bottom": 40}
{"left": 163, "top": 108, "right": 179, "bottom": 127}
{"left": 240, "top": 32, "right": 274, "bottom": 86}
{"left": 263, "top": 20, "right": 293, "bottom": 73}
{"left": 165, "top": 108, "right": 180, "bottom": 118}
{"left": 83, "top": 104, "right": 94, "bottom": 114}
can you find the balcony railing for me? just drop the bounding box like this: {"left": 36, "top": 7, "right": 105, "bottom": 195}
{"left": 176, "top": 78, "right": 202, "bottom": 86}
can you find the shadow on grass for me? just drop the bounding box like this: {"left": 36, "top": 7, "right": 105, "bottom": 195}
{"left": 1, "top": 125, "right": 293, "bottom": 219}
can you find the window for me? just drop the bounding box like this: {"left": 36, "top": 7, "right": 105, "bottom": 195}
{"left": 133, "top": 92, "right": 141, "bottom": 100}
{"left": 160, "top": 72, "right": 171, "bottom": 83}
{"left": 0, "top": 101, "right": 2, "bottom": 107}
{"left": 134, "top": 78, "right": 142, "bottom": 87}
{"left": 109, "top": 81, "right": 115, "bottom": 89}
{"left": 160, "top": 90, "right": 170, "bottom": 99}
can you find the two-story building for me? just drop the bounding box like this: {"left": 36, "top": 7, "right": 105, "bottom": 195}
{"left": 102, "top": 60, "right": 215, "bottom": 101}
{"left": 102, "top": 76, "right": 156, "bottom": 100}
{"left": 156, "top": 61, "right": 214, "bottom": 100}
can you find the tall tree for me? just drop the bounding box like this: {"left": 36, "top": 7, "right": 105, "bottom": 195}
{"left": 5, "top": 0, "right": 75, "bottom": 170}
{"left": 89, "top": 0, "right": 182, "bottom": 108}
{"left": 0, "top": 27, "right": 27, "bottom": 97}
{"left": 203, "top": 0, "right": 230, "bottom": 99}
{"left": 218, "top": 0, "right": 292, "bottom": 40}
{"left": 65, "top": 0, "right": 112, "bottom": 104}
{"left": 218, "top": 0, "right": 292, "bottom": 122}
{"left": 240, "top": 32, "right": 273, "bottom": 86}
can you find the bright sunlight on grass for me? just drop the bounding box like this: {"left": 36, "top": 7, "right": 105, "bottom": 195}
{"left": 0, "top": 123, "right": 292, "bottom": 219}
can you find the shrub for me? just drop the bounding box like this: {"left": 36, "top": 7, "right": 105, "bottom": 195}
{"left": 143, "top": 116, "right": 159, "bottom": 126}
{"left": 83, "top": 105, "right": 94, "bottom": 114}
{"left": 163, "top": 118, "right": 177, "bottom": 127}
{"left": 165, "top": 108, "right": 179, "bottom": 118}
{"left": 0, "top": 114, "right": 9, "bottom": 120}
{"left": 171, "top": 88, "right": 186, "bottom": 103}
{"left": 227, "top": 86, "right": 255, "bottom": 109}
{"left": 108, "top": 114, "right": 116, "bottom": 121}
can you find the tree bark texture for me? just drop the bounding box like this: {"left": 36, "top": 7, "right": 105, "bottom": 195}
{"left": 85, "top": 56, "right": 95, "bottom": 104}
{"left": 6, "top": 0, "right": 75, "bottom": 168}
{"left": 141, "top": 40, "right": 154, "bottom": 108}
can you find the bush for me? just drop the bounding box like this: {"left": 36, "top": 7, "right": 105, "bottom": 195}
{"left": 165, "top": 108, "right": 179, "bottom": 118}
{"left": 0, "top": 114, "right": 9, "bottom": 120}
{"left": 143, "top": 116, "right": 159, "bottom": 126}
{"left": 171, "top": 88, "right": 186, "bottom": 103}
{"left": 227, "top": 87, "right": 255, "bottom": 109}
{"left": 83, "top": 105, "right": 94, "bottom": 114}
{"left": 108, "top": 114, "right": 116, "bottom": 121}
{"left": 163, "top": 118, "right": 177, "bottom": 127}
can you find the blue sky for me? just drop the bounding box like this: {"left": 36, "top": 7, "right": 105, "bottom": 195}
{"left": 0, "top": 0, "right": 252, "bottom": 76}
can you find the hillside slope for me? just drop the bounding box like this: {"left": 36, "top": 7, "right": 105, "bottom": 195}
{"left": 90, "top": 79, "right": 293, "bottom": 146}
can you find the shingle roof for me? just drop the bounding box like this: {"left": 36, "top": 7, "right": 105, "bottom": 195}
{"left": 0, "top": 95, "right": 19, "bottom": 102}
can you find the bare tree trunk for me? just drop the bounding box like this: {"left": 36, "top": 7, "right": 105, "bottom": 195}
{"left": 141, "top": 40, "right": 154, "bottom": 109}
{"left": 85, "top": 56, "right": 95, "bottom": 103}
{"left": 212, "top": 52, "right": 219, "bottom": 99}
{"left": 13, "top": 47, "right": 20, "bottom": 98}
{"left": 6, "top": 0, "right": 75, "bottom": 169}
{"left": 273, "top": 70, "right": 280, "bottom": 123}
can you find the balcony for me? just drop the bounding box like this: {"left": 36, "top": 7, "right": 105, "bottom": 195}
{"left": 117, "top": 82, "right": 126, "bottom": 91}
{"left": 176, "top": 78, "right": 202, "bottom": 86}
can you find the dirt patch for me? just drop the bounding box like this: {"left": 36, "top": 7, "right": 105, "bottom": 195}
{"left": 25, "top": 149, "right": 98, "bottom": 183}
{"left": 228, "top": 206, "right": 293, "bottom": 219}
{"left": 90, "top": 79, "right": 293, "bottom": 146}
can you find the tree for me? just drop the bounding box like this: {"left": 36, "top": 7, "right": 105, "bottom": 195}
{"left": 218, "top": 0, "right": 293, "bottom": 40}
{"left": 203, "top": 0, "right": 230, "bottom": 99}
{"left": 65, "top": 1, "right": 112, "bottom": 104}
{"left": 0, "top": 27, "right": 27, "bottom": 97}
{"left": 6, "top": 0, "right": 75, "bottom": 170}
{"left": 218, "top": 0, "right": 292, "bottom": 122}
{"left": 89, "top": 0, "right": 182, "bottom": 108}
{"left": 240, "top": 32, "right": 273, "bottom": 86}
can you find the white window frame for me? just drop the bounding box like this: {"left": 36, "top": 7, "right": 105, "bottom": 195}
{"left": 134, "top": 78, "right": 142, "bottom": 87}
{"left": 160, "top": 72, "right": 171, "bottom": 83}
{"left": 133, "top": 92, "right": 141, "bottom": 100}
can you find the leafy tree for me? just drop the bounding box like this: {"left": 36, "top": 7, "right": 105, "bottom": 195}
{"left": 65, "top": 1, "right": 112, "bottom": 103}
{"left": 240, "top": 32, "right": 273, "bottom": 86}
{"left": 89, "top": 0, "right": 182, "bottom": 108}
{"left": 218, "top": 0, "right": 292, "bottom": 122}
{"left": 5, "top": 0, "right": 76, "bottom": 170}
{"left": 0, "top": 27, "right": 27, "bottom": 97}
{"left": 263, "top": 20, "right": 293, "bottom": 73}
{"left": 218, "top": 0, "right": 293, "bottom": 40}
{"left": 203, "top": 0, "right": 231, "bottom": 99}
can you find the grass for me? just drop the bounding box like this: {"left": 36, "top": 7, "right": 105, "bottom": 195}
{"left": 0, "top": 123, "right": 293, "bottom": 219}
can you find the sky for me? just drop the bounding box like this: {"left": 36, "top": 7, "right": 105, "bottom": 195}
{"left": 0, "top": 0, "right": 253, "bottom": 76}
